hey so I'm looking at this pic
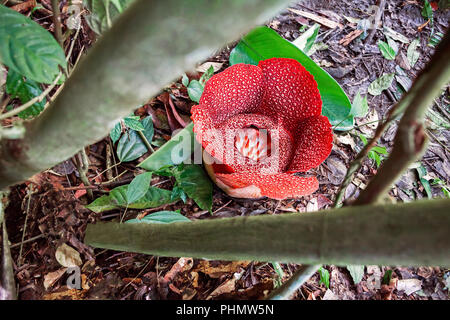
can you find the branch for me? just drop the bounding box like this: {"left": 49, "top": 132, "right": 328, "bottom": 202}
{"left": 0, "top": 0, "right": 292, "bottom": 189}
{"left": 354, "top": 30, "right": 450, "bottom": 205}
{"left": 85, "top": 198, "right": 450, "bottom": 267}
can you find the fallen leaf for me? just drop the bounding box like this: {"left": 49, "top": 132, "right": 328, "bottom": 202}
{"left": 322, "top": 289, "right": 338, "bottom": 300}
{"left": 55, "top": 243, "right": 82, "bottom": 267}
{"left": 44, "top": 268, "right": 67, "bottom": 290}
{"left": 397, "top": 278, "right": 422, "bottom": 295}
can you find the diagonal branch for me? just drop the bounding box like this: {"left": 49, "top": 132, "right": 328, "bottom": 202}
{"left": 0, "top": 0, "right": 291, "bottom": 189}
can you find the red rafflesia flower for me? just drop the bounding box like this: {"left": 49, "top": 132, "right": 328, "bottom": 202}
{"left": 191, "top": 58, "right": 333, "bottom": 200}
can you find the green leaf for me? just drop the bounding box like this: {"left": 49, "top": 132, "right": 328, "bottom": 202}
{"left": 347, "top": 265, "right": 364, "bottom": 284}
{"left": 228, "top": 26, "right": 353, "bottom": 130}
{"left": 123, "top": 116, "right": 144, "bottom": 131}
{"left": 126, "top": 211, "right": 190, "bottom": 224}
{"left": 116, "top": 116, "right": 154, "bottom": 162}
{"left": 350, "top": 91, "right": 369, "bottom": 118}
{"left": 368, "top": 73, "right": 394, "bottom": 96}
{"left": 199, "top": 65, "right": 214, "bottom": 86}
{"left": 187, "top": 80, "right": 204, "bottom": 103}
{"left": 84, "top": 0, "right": 134, "bottom": 35}
{"left": 139, "top": 122, "right": 196, "bottom": 171}
{"left": 372, "top": 146, "right": 388, "bottom": 155}
{"left": 318, "top": 267, "right": 330, "bottom": 288}
{"left": 416, "top": 164, "right": 432, "bottom": 198}
{"left": 407, "top": 39, "right": 420, "bottom": 68}
{"left": 182, "top": 74, "right": 189, "bottom": 87}
{"left": 378, "top": 40, "right": 396, "bottom": 60}
{"left": 173, "top": 164, "right": 213, "bottom": 212}
{"left": 291, "top": 23, "right": 320, "bottom": 55}
{"left": 6, "top": 69, "right": 46, "bottom": 119}
{"left": 0, "top": 5, "right": 66, "bottom": 84}
{"left": 382, "top": 270, "right": 393, "bottom": 285}
{"left": 421, "top": 0, "right": 433, "bottom": 25}
{"left": 368, "top": 150, "right": 381, "bottom": 167}
{"left": 126, "top": 172, "right": 152, "bottom": 204}
{"left": 171, "top": 186, "right": 188, "bottom": 203}
{"left": 110, "top": 121, "right": 122, "bottom": 143}
{"left": 86, "top": 184, "right": 178, "bottom": 213}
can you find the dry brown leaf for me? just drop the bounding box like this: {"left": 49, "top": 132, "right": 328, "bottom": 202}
{"left": 55, "top": 243, "right": 82, "bottom": 267}
{"left": 193, "top": 261, "right": 251, "bottom": 278}
{"left": 43, "top": 268, "right": 67, "bottom": 290}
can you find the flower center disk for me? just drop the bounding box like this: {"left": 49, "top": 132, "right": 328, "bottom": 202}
{"left": 234, "top": 127, "right": 270, "bottom": 162}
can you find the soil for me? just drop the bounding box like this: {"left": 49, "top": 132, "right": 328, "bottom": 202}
{"left": 2, "top": 0, "right": 449, "bottom": 300}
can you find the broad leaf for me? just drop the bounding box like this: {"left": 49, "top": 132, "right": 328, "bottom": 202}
{"left": 0, "top": 5, "right": 66, "bottom": 84}
{"left": 347, "top": 265, "right": 364, "bottom": 284}
{"left": 126, "top": 211, "right": 190, "bottom": 224}
{"left": 378, "top": 41, "right": 396, "bottom": 60}
{"left": 173, "top": 164, "right": 212, "bottom": 212}
{"left": 116, "top": 116, "right": 154, "bottom": 162}
{"left": 407, "top": 39, "right": 420, "bottom": 68}
{"left": 86, "top": 184, "right": 178, "bottom": 213}
{"left": 368, "top": 73, "right": 394, "bottom": 96}
{"left": 138, "top": 122, "right": 196, "bottom": 171}
{"left": 187, "top": 80, "right": 204, "bottom": 103}
{"left": 84, "top": 0, "right": 134, "bottom": 35}
{"left": 123, "top": 116, "right": 144, "bottom": 131}
{"left": 126, "top": 172, "right": 152, "bottom": 204}
{"left": 229, "top": 26, "right": 353, "bottom": 130}
{"left": 350, "top": 91, "right": 369, "bottom": 118}
{"left": 291, "top": 23, "right": 320, "bottom": 55}
{"left": 318, "top": 267, "right": 330, "bottom": 288}
{"left": 6, "top": 69, "right": 46, "bottom": 119}
{"left": 110, "top": 121, "right": 122, "bottom": 143}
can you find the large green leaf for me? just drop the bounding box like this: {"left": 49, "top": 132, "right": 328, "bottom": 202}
{"left": 116, "top": 116, "right": 154, "bottom": 162}
{"left": 6, "top": 69, "right": 46, "bottom": 119}
{"left": 173, "top": 164, "right": 212, "bottom": 212}
{"left": 229, "top": 26, "right": 353, "bottom": 130}
{"left": 126, "top": 211, "right": 190, "bottom": 224}
{"left": 84, "top": 0, "right": 134, "bottom": 35}
{"left": 126, "top": 172, "right": 152, "bottom": 204}
{"left": 138, "top": 122, "right": 196, "bottom": 171}
{"left": 86, "top": 184, "right": 179, "bottom": 213}
{"left": 0, "top": 5, "right": 66, "bottom": 84}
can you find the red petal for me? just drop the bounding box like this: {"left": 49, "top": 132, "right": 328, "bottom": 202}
{"left": 258, "top": 58, "right": 322, "bottom": 133}
{"left": 216, "top": 172, "right": 319, "bottom": 200}
{"left": 191, "top": 63, "right": 264, "bottom": 149}
{"left": 288, "top": 115, "right": 333, "bottom": 172}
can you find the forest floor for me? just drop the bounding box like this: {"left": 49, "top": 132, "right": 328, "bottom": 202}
{"left": 3, "top": 0, "right": 450, "bottom": 300}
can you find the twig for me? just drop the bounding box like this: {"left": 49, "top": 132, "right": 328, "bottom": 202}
{"left": 75, "top": 149, "right": 94, "bottom": 200}
{"left": 51, "top": 0, "right": 64, "bottom": 49}
{"left": 0, "top": 72, "right": 62, "bottom": 120}
{"left": 18, "top": 186, "right": 35, "bottom": 267}
{"left": 138, "top": 130, "right": 155, "bottom": 153}
{"left": 10, "top": 233, "right": 47, "bottom": 249}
